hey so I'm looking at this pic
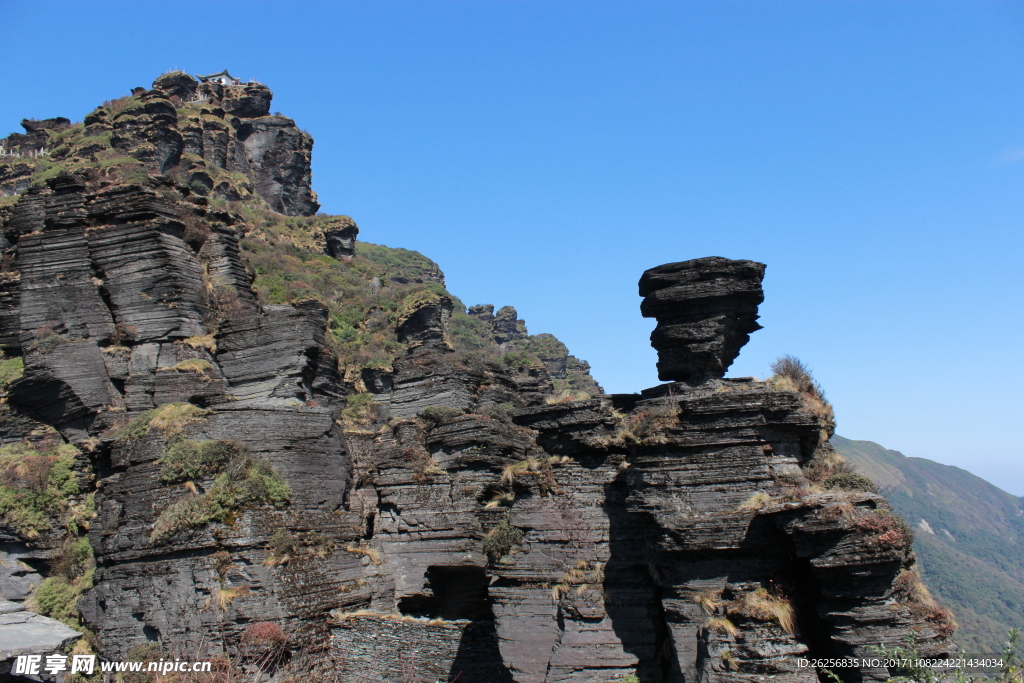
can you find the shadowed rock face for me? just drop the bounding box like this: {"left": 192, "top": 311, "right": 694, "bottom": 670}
{"left": 640, "top": 256, "right": 766, "bottom": 383}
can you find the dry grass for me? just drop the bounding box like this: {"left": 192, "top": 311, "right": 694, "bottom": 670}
{"left": 329, "top": 608, "right": 448, "bottom": 627}
{"left": 604, "top": 405, "right": 675, "bottom": 447}
{"left": 401, "top": 447, "right": 443, "bottom": 482}
{"left": 804, "top": 446, "right": 855, "bottom": 483}
{"left": 705, "top": 616, "right": 740, "bottom": 637}
{"left": 149, "top": 403, "right": 210, "bottom": 432}
{"left": 171, "top": 358, "right": 214, "bottom": 375}
{"left": 890, "top": 569, "right": 957, "bottom": 638}
{"left": 551, "top": 560, "right": 604, "bottom": 602}
{"left": 484, "top": 490, "right": 516, "bottom": 508}
{"left": 118, "top": 402, "right": 211, "bottom": 439}
{"left": 345, "top": 542, "right": 383, "bottom": 565}
{"left": 544, "top": 390, "right": 590, "bottom": 404}
{"left": 767, "top": 355, "right": 836, "bottom": 438}
{"left": 101, "top": 345, "right": 130, "bottom": 355}
{"left": 736, "top": 491, "right": 772, "bottom": 512}
{"left": 821, "top": 499, "right": 857, "bottom": 522}
{"left": 726, "top": 587, "right": 795, "bottom": 634}
{"left": 208, "top": 585, "right": 250, "bottom": 611}
{"left": 181, "top": 334, "right": 217, "bottom": 352}
{"left": 500, "top": 455, "right": 567, "bottom": 494}
{"left": 694, "top": 588, "right": 722, "bottom": 615}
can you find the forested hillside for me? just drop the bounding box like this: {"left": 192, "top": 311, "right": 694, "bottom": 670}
{"left": 834, "top": 435, "right": 1024, "bottom": 654}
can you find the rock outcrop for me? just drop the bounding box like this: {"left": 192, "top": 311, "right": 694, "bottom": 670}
{"left": 0, "top": 599, "right": 81, "bottom": 673}
{"left": 0, "top": 75, "right": 952, "bottom": 683}
{"left": 322, "top": 217, "right": 359, "bottom": 260}
{"left": 640, "top": 257, "right": 766, "bottom": 383}
{"left": 0, "top": 73, "right": 318, "bottom": 215}
{"left": 466, "top": 305, "right": 603, "bottom": 397}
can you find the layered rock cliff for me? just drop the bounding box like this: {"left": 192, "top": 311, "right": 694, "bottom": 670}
{"left": 0, "top": 74, "right": 954, "bottom": 683}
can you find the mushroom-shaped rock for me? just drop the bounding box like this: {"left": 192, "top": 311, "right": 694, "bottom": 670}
{"left": 323, "top": 217, "right": 359, "bottom": 260}
{"left": 639, "top": 256, "right": 766, "bottom": 383}
{"left": 21, "top": 117, "right": 71, "bottom": 134}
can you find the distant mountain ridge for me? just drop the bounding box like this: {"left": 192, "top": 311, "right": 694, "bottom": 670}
{"left": 833, "top": 435, "right": 1024, "bottom": 654}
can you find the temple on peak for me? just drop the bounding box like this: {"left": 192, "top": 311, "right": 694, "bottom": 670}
{"left": 196, "top": 69, "right": 243, "bottom": 86}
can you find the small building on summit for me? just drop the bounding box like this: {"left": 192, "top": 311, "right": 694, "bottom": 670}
{"left": 196, "top": 70, "right": 243, "bottom": 86}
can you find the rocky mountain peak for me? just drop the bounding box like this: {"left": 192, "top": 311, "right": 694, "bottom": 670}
{"left": 1, "top": 70, "right": 317, "bottom": 216}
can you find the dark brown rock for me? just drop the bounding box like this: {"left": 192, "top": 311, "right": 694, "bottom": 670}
{"left": 640, "top": 256, "right": 766, "bottom": 383}
{"left": 152, "top": 71, "right": 198, "bottom": 101}
{"left": 236, "top": 115, "right": 319, "bottom": 216}
{"left": 323, "top": 216, "right": 358, "bottom": 259}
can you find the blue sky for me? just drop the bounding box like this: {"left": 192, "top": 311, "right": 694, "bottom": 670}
{"left": 3, "top": 1, "right": 1023, "bottom": 493}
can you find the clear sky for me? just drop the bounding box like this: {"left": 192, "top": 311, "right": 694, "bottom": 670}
{"left": 3, "top": 1, "right": 1023, "bottom": 493}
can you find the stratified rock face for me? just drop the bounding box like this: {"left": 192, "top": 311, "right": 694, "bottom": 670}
{"left": 492, "top": 306, "right": 527, "bottom": 345}
{"left": 0, "top": 82, "right": 951, "bottom": 682}
{"left": 236, "top": 115, "right": 318, "bottom": 216}
{"left": 640, "top": 256, "right": 766, "bottom": 383}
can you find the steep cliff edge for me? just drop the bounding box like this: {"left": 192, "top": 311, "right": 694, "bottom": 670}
{"left": 0, "top": 74, "right": 953, "bottom": 683}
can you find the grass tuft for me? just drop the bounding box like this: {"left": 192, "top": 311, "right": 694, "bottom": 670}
{"left": 117, "top": 402, "right": 211, "bottom": 439}
{"left": 726, "top": 587, "right": 795, "bottom": 634}
{"left": 170, "top": 358, "right": 214, "bottom": 374}
{"left": 482, "top": 519, "right": 525, "bottom": 560}
{"left": 705, "top": 616, "right": 740, "bottom": 637}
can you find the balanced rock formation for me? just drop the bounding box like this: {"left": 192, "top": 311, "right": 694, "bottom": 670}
{"left": 640, "top": 256, "right": 766, "bottom": 383}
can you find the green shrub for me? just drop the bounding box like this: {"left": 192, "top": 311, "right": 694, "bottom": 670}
{"left": 342, "top": 392, "right": 379, "bottom": 425}
{"left": 0, "top": 356, "right": 24, "bottom": 390}
{"left": 482, "top": 520, "right": 525, "bottom": 560}
{"left": 157, "top": 439, "right": 245, "bottom": 483}
{"left": 418, "top": 405, "right": 463, "bottom": 426}
{"left": 823, "top": 472, "right": 877, "bottom": 493}
{"left": 500, "top": 350, "right": 539, "bottom": 371}
{"left": 31, "top": 570, "right": 93, "bottom": 630}
{"left": 53, "top": 536, "right": 94, "bottom": 579}
{"left": 0, "top": 443, "right": 80, "bottom": 538}
{"left": 151, "top": 456, "right": 290, "bottom": 545}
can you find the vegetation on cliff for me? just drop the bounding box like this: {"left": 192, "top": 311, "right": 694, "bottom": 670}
{"left": 834, "top": 434, "right": 1024, "bottom": 654}
{"left": 0, "top": 441, "right": 82, "bottom": 538}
